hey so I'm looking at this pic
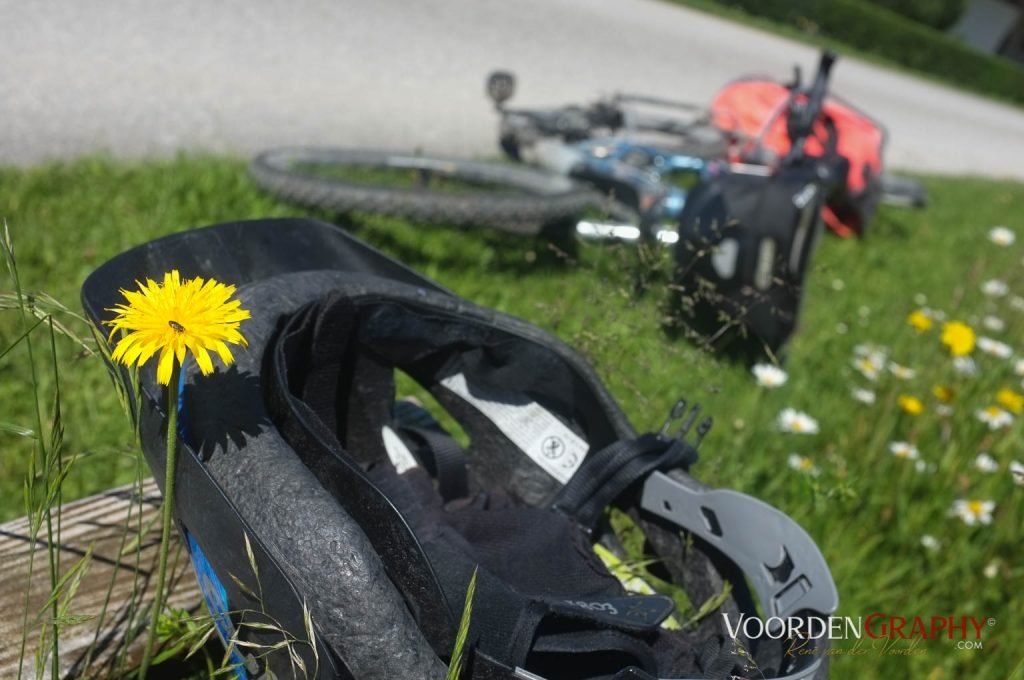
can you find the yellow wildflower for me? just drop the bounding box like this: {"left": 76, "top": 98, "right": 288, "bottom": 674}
{"left": 996, "top": 388, "right": 1024, "bottom": 415}
{"left": 898, "top": 395, "right": 924, "bottom": 416}
{"left": 907, "top": 310, "right": 933, "bottom": 332}
{"left": 941, "top": 321, "right": 976, "bottom": 357}
{"left": 106, "top": 270, "right": 250, "bottom": 385}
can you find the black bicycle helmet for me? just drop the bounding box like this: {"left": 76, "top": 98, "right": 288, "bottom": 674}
{"left": 82, "top": 218, "right": 837, "bottom": 680}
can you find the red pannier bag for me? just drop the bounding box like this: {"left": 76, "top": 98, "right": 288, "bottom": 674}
{"left": 711, "top": 78, "right": 886, "bottom": 237}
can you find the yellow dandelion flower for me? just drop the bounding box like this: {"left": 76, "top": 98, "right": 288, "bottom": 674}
{"left": 932, "top": 385, "right": 954, "bottom": 403}
{"left": 898, "top": 395, "right": 924, "bottom": 416}
{"left": 105, "top": 270, "right": 250, "bottom": 385}
{"left": 940, "top": 321, "right": 975, "bottom": 357}
{"left": 996, "top": 387, "right": 1024, "bottom": 415}
{"left": 907, "top": 310, "right": 933, "bottom": 332}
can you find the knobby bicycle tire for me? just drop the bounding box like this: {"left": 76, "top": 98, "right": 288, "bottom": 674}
{"left": 251, "top": 148, "right": 600, "bottom": 234}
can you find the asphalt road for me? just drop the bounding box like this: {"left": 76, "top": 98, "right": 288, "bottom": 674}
{"left": 5, "top": 0, "right": 1024, "bottom": 178}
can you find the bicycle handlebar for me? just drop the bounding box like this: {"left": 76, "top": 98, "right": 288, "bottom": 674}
{"left": 785, "top": 50, "right": 837, "bottom": 163}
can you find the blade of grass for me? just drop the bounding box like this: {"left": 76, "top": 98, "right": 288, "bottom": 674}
{"left": 4, "top": 221, "right": 60, "bottom": 680}
{"left": 446, "top": 567, "right": 477, "bottom": 680}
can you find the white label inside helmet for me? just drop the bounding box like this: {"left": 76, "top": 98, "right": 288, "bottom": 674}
{"left": 381, "top": 425, "right": 419, "bottom": 474}
{"left": 439, "top": 372, "right": 589, "bottom": 485}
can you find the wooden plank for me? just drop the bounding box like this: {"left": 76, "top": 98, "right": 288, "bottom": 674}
{"left": 0, "top": 478, "right": 204, "bottom": 679}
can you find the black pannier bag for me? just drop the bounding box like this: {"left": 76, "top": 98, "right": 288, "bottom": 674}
{"left": 672, "top": 161, "right": 827, "bottom": 359}
{"left": 672, "top": 51, "right": 841, "bottom": 360}
{"left": 82, "top": 218, "right": 837, "bottom": 680}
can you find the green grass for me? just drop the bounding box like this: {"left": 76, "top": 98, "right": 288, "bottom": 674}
{"left": 2, "top": 155, "right": 1022, "bottom": 678}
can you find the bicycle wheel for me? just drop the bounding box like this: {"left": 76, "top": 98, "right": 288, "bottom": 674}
{"left": 251, "top": 148, "right": 600, "bottom": 234}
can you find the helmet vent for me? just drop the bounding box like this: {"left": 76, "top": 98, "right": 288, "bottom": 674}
{"left": 700, "top": 506, "right": 723, "bottom": 538}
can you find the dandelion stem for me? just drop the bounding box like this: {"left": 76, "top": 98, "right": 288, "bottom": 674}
{"left": 139, "top": 361, "right": 181, "bottom": 679}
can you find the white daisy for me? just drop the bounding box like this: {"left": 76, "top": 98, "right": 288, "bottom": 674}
{"left": 920, "top": 534, "right": 939, "bottom": 551}
{"left": 1010, "top": 460, "right": 1024, "bottom": 486}
{"left": 982, "top": 279, "right": 1009, "bottom": 297}
{"left": 983, "top": 560, "right": 1000, "bottom": 579}
{"left": 949, "top": 499, "right": 995, "bottom": 526}
{"left": 888, "top": 441, "right": 920, "bottom": 460}
{"left": 953, "top": 356, "right": 978, "bottom": 376}
{"left": 936, "top": 404, "right": 954, "bottom": 417}
{"left": 974, "top": 452, "right": 999, "bottom": 474}
{"left": 988, "top": 226, "right": 1016, "bottom": 246}
{"left": 752, "top": 363, "right": 788, "bottom": 388}
{"left": 1010, "top": 296, "right": 1024, "bottom": 312}
{"left": 983, "top": 315, "right": 1006, "bottom": 332}
{"left": 977, "top": 336, "right": 1013, "bottom": 358}
{"left": 777, "top": 408, "right": 819, "bottom": 435}
{"left": 1014, "top": 358, "right": 1024, "bottom": 377}
{"left": 976, "top": 406, "right": 1014, "bottom": 430}
{"left": 851, "top": 387, "right": 876, "bottom": 405}
{"left": 888, "top": 362, "right": 915, "bottom": 380}
{"left": 915, "top": 459, "right": 929, "bottom": 473}
{"left": 787, "top": 454, "right": 819, "bottom": 476}
{"left": 852, "top": 355, "right": 883, "bottom": 381}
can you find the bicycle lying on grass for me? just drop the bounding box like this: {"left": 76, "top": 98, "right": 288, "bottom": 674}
{"left": 252, "top": 52, "right": 925, "bottom": 244}
{"left": 250, "top": 76, "right": 725, "bottom": 240}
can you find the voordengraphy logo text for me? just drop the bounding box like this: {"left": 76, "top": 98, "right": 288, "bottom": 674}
{"left": 722, "top": 613, "right": 990, "bottom": 642}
